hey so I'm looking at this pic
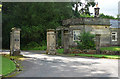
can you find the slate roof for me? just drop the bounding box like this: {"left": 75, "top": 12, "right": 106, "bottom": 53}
{"left": 110, "top": 19, "right": 120, "bottom": 28}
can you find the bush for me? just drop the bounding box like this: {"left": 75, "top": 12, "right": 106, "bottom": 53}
{"left": 57, "top": 49, "right": 64, "bottom": 54}
{"left": 37, "top": 46, "right": 47, "bottom": 50}
{"left": 26, "top": 42, "right": 39, "bottom": 48}
{"left": 22, "top": 41, "right": 47, "bottom": 50}
{"left": 76, "top": 31, "right": 95, "bottom": 50}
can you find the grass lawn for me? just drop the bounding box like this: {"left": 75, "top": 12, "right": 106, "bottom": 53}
{"left": 70, "top": 54, "right": 120, "bottom": 59}
{"left": 0, "top": 55, "right": 16, "bottom": 76}
{"left": 57, "top": 48, "right": 120, "bottom": 59}
{"left": 100, "top": 46, "right": 120, "bottom": 51}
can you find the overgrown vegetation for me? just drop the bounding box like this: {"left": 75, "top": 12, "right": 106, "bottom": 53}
{"left": 57, "top": 49, "right": 64, "bottom": 54}
{"left": 76, "top": 31, "right": 95, "bottom": 50}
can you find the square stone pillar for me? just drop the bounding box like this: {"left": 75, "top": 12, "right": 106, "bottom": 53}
{"left": 61, "top": 29, "right": 64, "bottom": 48}
{"left": 95, "top": 34, "right": 101, "bottom": 54}
{"left": 63, "top": 29, "right": 69, "bottom": 54}
{"left": 47, "top": 29, "right": 56, "bottom": 55}
{"left": 56, "top": 30, "right": 58, "bottom": 47}
{"left": 10, "top": 27, "right": 21, "bottom": 56}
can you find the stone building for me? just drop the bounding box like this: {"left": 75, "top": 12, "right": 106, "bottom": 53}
{"left": 58, "top": 18, "right": 120, "bottom": 47}
{"left": 55, "top": 5, "right": 120, "bottom": 48}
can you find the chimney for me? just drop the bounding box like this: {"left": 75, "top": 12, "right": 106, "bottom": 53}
{"left": 94, "top": 2, "right": 100, "bottom": 17}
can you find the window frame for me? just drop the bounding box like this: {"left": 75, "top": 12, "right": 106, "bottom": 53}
{"left": 111, "top": 32, "right": 117, "bottom": 41}
{"left": 73, "top": 30, "right": 81, "bottom": 41}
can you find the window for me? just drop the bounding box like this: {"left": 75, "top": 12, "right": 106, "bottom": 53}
{"left": 111, "top": 32, "right": 117, "bottom": 41}
{"left": 73, "top": 30, "right": 81, "bottom": 41}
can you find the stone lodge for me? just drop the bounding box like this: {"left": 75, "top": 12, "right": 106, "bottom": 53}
{"left": 57, "top": 18, "right": 120, "bottom": 47}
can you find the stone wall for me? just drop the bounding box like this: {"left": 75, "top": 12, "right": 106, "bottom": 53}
{"left": 62, "top": 18, "right": 110, "bottom": 26}
{"left": 69, "top": 25, "right": 84, "bottom": 47}
{"left": 68, "top": 25, "right": 111, "bottom": 47}
{"left": 100, "top": 34, "right": 111, "bottom": 47}
{"left": 69, "top": 49, "right": 120, "bottom": 55}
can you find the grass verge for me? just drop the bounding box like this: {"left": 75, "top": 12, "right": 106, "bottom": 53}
{"left": 100, "top": 46, "right": 120, "bottom": 51}
{"left": 56, "top": 49, "right": 120, "bottom": 59}
{"left": 0, "top": 55, "right": 16, "bottom": 76}
{"left": 70, "top": 54, "right": 120, "bottom": 59}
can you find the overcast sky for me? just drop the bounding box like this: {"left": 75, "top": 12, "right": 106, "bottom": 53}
{"left": 78, "top": 0, "right": 120, "bottom": 17}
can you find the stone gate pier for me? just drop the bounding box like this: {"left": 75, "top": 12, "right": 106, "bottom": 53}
{"left": 95, "top": 34, "right": 101, "bottom": 54}
{"left": 46, "top": 29, "right": 56, "bottom": 55}
{"left": 10, "top": 27, "right": 21, "bottom": 56}
{"left": 63, "top": 29, "right": 69, "bottom": 54}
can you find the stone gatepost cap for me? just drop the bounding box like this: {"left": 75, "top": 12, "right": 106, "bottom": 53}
{"left": 47, "top": 29, "right": 55, "bottom": 32}
{"left": 11, "top": 27, "right": 21, "bottom": 31}
{"left": 96, "top": 34, "right": 101, "bottom": 36}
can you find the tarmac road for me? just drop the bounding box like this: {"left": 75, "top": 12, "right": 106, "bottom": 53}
{"left": 14, "top": 51, "right": 119, "bottom": 77}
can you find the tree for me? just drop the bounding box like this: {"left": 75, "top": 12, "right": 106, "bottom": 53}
{"left": 99, "top": 13, "right": 116, "bottom": 19}
{"left": 2, "top": 2, "right": 74, "bottom": 49}
{"left": 72, "top": 1, "right": 96, "bottom": 17}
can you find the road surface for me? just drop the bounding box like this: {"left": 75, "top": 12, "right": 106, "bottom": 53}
{"left": 13, "top": 51, "right": 119, "bottom": 77}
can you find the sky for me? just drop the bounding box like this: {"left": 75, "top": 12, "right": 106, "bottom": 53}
{"left": 79, "top": 0, "right": 120, "bottom": 17}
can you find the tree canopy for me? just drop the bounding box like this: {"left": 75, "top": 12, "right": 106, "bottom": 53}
{"left": 99, "top": 13, "right": 117, "bottom": 19}
{"left": 2, "top": 2, "right": 74, "bottom": 49}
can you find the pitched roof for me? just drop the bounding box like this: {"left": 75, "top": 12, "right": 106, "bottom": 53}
{"left": 110, "top": 19, "right": 120, "bottom": 28}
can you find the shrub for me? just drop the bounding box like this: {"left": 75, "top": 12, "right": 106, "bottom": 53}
{"left": 26, "top": 41, "right": 39, "bottom": 48}
{"left": 76, "top": 31, "right": 95, "bottom": 50}
{"left": 57, "top": 49, "right": 64, "bottom": 54}
{"left": 37, "top": 46, "right": 47, "bottom": 50}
